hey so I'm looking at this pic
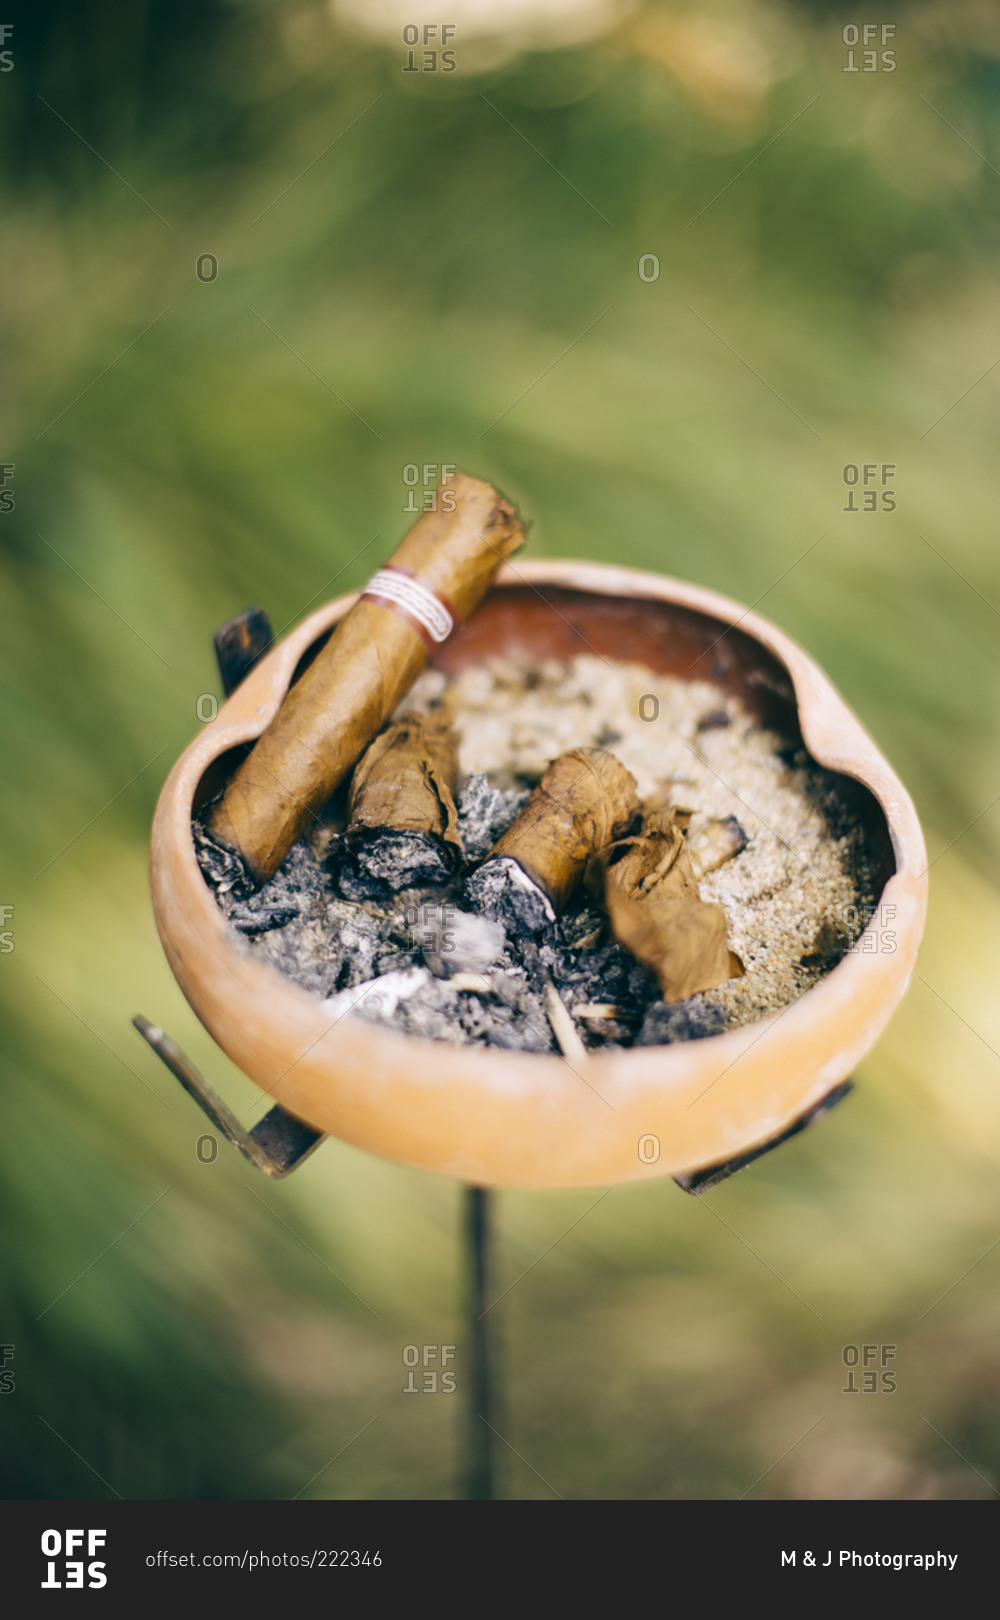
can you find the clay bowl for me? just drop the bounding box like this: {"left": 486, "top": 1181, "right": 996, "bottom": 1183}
{"left": 150, "top": 562, "right": 926, "bottom": 1189}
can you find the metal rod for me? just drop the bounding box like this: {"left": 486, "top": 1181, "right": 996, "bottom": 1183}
{"left": 673, "top": 1079, "right": 854, "bottom": 1194}
{"left": 133, "top": 1016, "right": 324, "bottom": 1178}
{"left": 464, "top": 1185, "right": 498, "bottom": 1500}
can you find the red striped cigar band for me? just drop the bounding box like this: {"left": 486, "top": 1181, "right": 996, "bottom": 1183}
{"left": 361, "top": 565, "right": 457, "bottom": 650}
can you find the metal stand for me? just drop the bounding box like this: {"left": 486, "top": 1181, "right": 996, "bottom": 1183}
{"left": 465, "top": 1186, "right": 497, "bottom": 1500}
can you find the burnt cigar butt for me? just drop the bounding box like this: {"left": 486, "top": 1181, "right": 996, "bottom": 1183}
{"left": 491, "top": 749, "right": 640, "bottom": 909}
{"left": 587, "top": 808, "right": 735, "bottom": 1001}
{"left": 467, "top": 748, "right": 639, "bottom": 932}
{"left": 465, "top": 855, "right": 557, "bottom": 935}
{"left": 208, "top": 473, "right": 524, "bottom": 884}
{"left": 337, "top": 711, "right": 461, "bottom": 899}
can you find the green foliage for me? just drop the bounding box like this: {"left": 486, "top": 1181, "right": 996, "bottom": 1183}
{"left": 1, "top": 0, "right": 998, "bottom": 1499}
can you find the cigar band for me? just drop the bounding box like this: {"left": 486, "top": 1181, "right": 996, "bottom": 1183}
{"left": 361, "top": 566, "right": 456, "bottom": 649}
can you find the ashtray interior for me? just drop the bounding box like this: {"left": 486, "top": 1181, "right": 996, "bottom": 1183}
{"left": 192, "top": 580, "right": 896, "bottom": 1051}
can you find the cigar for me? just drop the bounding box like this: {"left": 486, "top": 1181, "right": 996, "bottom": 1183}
{"left": 586, "top": 808, "right": 737, "bottom": 1002}
{"left": 466, "top": 748, "right": 639, "bottom": 933}
{"left": 208, "top": 473, "right": 524, "bottom": 884}
{"left": 336, "top": 711, "right": 462, "bottom": 900}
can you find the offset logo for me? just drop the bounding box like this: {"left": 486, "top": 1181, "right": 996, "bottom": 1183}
{"left": 41, "top": 1529, "right": 107, "bottom": 1590}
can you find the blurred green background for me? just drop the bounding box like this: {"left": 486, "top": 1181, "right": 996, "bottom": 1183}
{"left": 2, "top": 0, "right": 999, "bottom": 1500}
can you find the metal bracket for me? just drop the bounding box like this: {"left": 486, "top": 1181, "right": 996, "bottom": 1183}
{"left": 133, "top": 1015, "right": 324, "bottom": 1178}
{"left": 214, "top": 605, "right": 274, "bottom": 697}
{"left": 673, "top": 1079, "right": 853, "bottom": 1194}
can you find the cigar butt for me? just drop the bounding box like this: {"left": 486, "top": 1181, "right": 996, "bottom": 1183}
{"left": 466, "top": 748, "right": 639, "bottom": 933}
{"left": 337, "top": 711, "right": 461, "bottom": 899}
{"left": 689, "top": 816, "right": 747, "bottom": 882}
{"left": 208, "top": 473, "right": 524, "bottom": 883}
{"left": 587, "top": 809, "right": 733, "bottom": 1001}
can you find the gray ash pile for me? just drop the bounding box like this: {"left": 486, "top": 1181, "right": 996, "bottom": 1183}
{"left": 195, "top": 777, "right": 664, "bottom": 1055}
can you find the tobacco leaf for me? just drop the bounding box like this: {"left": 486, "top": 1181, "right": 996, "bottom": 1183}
{"left": 587, "top": 808, "right": 735, "bottom": 1001}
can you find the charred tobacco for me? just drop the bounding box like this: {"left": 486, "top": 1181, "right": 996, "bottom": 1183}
{"left": 465, "top": 855, "right": 556, "bottom": 936}
{"left": 636, "top": 998, "right": 729, "bottom": 1045}
{"left": 455, "top": 774, "right": 528, "bottom": 862}
{"left": 335, "top": 828, "right": 459, "bottom": 901}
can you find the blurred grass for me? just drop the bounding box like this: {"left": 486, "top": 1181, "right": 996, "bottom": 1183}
{"left": 1, "top": 0, "right": 999, "bottom": 1499}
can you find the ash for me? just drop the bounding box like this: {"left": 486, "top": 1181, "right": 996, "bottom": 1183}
{"left": 465, "top": 855, "right": 556, "bottom": 935}
{"left": 195, "top": 656, "right": 879, "bottom": 1053}
{"left": 195, "top": 786, "right": 661, "bottom": 1055}
{"left": 455, "top": 775, "right": 528, "bottom": 861}
{"left": 337, "top": 828, "right": 457, "bottom": 901}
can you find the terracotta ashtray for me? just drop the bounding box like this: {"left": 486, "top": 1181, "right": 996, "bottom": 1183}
{"left": 149, "top": 562, "right": 926, "bottom": 1189}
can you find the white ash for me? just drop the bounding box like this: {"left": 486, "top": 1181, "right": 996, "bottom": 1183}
{"left": 195, "top": 807, "right": 564, "bottom": 1050}
{"left": 197, "top": 834, "right": 408, "bottom": 999}
{"left": 195, "top": 806, "right": 654, "bottom": 1054}
{"left": 455, "top": 774, "right": 528, "bottom": 861}
{"left": 321, "top": 966, "right": 554, "bottom": 1053}
{"left": 409, "top": 904, "right": 507, "bottom": 978}
{"left": 321, "top": 967, "right": 430, "bottom": 1022}
{"left": 195, "top": 653, "right": 877, "bottom": 1050}
{"left": 465, "top": 855, "right": 557, "bottom": 935}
